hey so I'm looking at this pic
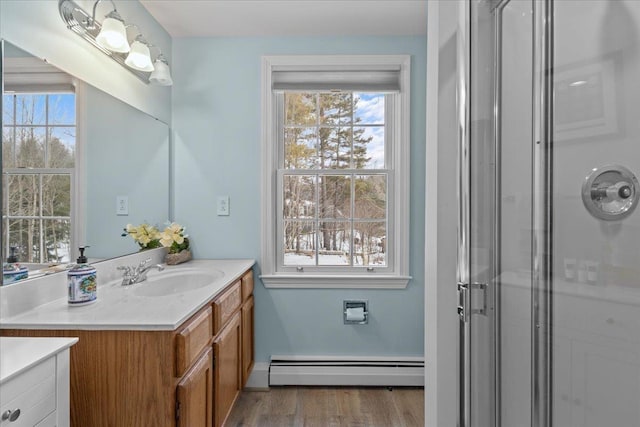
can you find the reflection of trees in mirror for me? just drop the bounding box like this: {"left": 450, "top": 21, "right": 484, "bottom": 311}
{"left": 2, "top": 93, "right": 75, "bottom": 264}
{"left": 282, "top": 92, "right": 387, "bottom": 267}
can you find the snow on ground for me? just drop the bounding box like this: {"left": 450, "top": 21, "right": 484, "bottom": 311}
{"left": 284, "top": 253, "right": 350, "bottom": 265}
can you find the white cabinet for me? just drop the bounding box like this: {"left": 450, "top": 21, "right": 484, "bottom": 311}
{"left": 0, "top": 338, "right": 77, "bottom": 427}
{"left": 553, "top": 289, "right": 640, "bottom": 427}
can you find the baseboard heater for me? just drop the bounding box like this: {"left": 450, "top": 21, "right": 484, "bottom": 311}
{"left": 269, "top": 355, "right": 424, "bottom": 387}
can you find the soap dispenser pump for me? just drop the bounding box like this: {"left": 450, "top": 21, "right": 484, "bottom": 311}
{"left": 3, "top": 246, "right": 28, "bottom": 285}
{"left": 68, "top": 247, "right": 97, "bottom": 305}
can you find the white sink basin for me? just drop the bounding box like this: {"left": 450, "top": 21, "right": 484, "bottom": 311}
{"left": 133, "top": 268, "right": 224, "bottom": 297}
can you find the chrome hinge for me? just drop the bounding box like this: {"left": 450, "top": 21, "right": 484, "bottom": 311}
{"left": 457, "top": 282, "right": 488, "bottom": 322}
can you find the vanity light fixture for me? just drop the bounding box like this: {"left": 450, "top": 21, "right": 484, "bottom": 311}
{"left": 58, "top": 0, "right": 172, "bottom": 86}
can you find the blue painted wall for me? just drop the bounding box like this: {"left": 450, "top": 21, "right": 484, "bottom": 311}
{"left": 172, "top": 36, "right": 426, "bottom": 362}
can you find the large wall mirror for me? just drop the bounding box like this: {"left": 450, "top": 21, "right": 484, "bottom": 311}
{"left": 1, "top": 39, "right": 170, "bottom": 283}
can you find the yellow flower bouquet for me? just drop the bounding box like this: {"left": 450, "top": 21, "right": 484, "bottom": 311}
{"left": 123, "top": 222, "right": 191, "bottom": 264}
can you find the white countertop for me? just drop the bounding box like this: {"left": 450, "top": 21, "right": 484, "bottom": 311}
{"left": 0, "top": 337, "right": 78, "bottom": 384}
{"left": 0, "top": 259, "right": 255, "bottom": 331}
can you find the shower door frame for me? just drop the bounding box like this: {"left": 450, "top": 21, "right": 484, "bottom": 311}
{"left": 457, "top": 0, "right": 555, "bottom": 426}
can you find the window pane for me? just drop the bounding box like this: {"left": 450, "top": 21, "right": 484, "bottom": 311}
{"left": 7, "top": 218, "right": 40, "bottom": 263}
{"left": 2, "top": 176, "right": 6, "bottom": 215}
{"left": 285, "top": 93, "right": 317, "bottom": 126}
{"left": 48, "top": 94, "right": 76, "bottom": 125}
{"left": 283, "top": 175, "right": 316, "bottom": 219}
{"left": 319, "top": 127, "right": 351, "bottom": 169}
{"left": 320, "top": 93, "right": 352, "bottom": 125}
{"left": 15, "top": 94, "right": 46, "bottom": 125}
{"left": 283, "top": 220, "right": 316, "bottom": 265}
{"left": 318, "top": 175, "right": 351, "bottom": 218}
{"left": 3, "top": 127, "right": 16, "bottom": 168}
{"left": 42, "top": 175, "right": 71, "bottom": 216}
{"left": 15, "top": 127, "right": 46, "bottom": 167}
{"left": 354, "top": 175, "right": 386, "bottom": 219}
{"left": 49, "top": 127, "right": 75, "bottom": 168}
{"left": 355, "top": 126, "right": 385, "bottom": 169}
{"left": 43, "top": 219, "right": 71, "bottom": 263}
{"left": 353, "top": 221, "right": 386, "bottom": 267}
{"left": 3, "top": 94, "right": 14, "bottom": 124}
{"left": 284, "top": 127, "right": 317, "bottom": 169}
{"left": 355, "top": 93, "right": 385, "bottom": 124}
{"left": 7, "top": 174, "right": 40, "bottom": 216}
{"left": 318, "top": 221, "right": 351, "bottom": 265}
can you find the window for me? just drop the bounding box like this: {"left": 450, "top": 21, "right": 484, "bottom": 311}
{"left": 2, "top": 91, "right": 76, "bottom": 263}
{"left": 261, "top": 55, "right": 411, "bottom": 288}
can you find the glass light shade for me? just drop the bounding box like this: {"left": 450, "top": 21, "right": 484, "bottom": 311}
{"left": 149, "top": 59, "right": 173, "bottom": 86}
{"left": 125, "top": 41, "right": 154, "bottom": 72}
{"left": 95, "top": 16, "right": 130, "bottom": 53}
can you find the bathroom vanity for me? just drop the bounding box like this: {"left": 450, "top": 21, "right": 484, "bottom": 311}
{"left": 0, "top": 257, "right": 255, "bottom": 427}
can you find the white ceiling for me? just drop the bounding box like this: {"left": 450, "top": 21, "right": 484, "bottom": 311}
{"left": 139, "top": 0, "right": 427, "bottom": 38}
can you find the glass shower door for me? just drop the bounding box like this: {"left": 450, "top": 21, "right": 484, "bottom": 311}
{"left": 462, "top": 1, "right": 640, "bottom": 426}
{"left": 495, "top": 0, "right": 535, "bottom": 425}
{"left": 551, "top": 1, "right": 640, "bottom": 425}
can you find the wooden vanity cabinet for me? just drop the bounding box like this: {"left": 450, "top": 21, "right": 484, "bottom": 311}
{"left": 1, "top": 267, "right": 255, "bottom": 427}
{"left": 213, "top": 311, "right": 242, "bottom": 427}
{"left": 177, "top": 347, "right": 213, "bottom": 427}
{"left": 241, "top": 295, "right": 255, "bottom": 385}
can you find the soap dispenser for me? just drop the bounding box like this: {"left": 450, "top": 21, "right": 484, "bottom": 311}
{"left": 68, "top": 247, "right": 97, "bottom": 305}
{"left": 2, "top": 246, "right": 28, "bottom": 285}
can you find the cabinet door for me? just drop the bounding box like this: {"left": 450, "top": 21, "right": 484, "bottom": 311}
{"left": 241, "top": 295, "right": 254, "bottom": 386}
{"left": 213, "top": 311, "right": 242, "bottom": 427}
{"left": 176, "top": 347, "right": 213, "bottom": 427}
{"left": 570, "top": 340, "right": 640, "bottom": 427}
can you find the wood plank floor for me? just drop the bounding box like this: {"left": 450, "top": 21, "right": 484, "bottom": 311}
{"left": 225, "top": 386, "right": 424, "bottom": 427}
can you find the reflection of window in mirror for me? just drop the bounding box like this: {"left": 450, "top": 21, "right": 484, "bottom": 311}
{"left": 2, "top": 62, "right": 77, "bottom": 265}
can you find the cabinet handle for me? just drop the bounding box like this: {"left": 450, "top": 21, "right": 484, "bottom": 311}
{"left": 1, "top": 409, "right": 21, "bottom": 422}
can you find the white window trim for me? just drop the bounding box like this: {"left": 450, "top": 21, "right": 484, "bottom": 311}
{"left": 260, "top": 55, "right": 412, "bottom": 289}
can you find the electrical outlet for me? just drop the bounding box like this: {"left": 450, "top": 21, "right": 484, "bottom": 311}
{"left": 116, "top": 196, "right": 129, "bottom": 216}
{"left": 217, "top": 196, "right": 230, "bottom": 216}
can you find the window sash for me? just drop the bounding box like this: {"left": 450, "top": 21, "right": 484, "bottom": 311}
{"left": 276, "top": 169, "right": 393, "bottom": 273}
{"left": 3, "top": 169, "right": 74, "bottom": 264}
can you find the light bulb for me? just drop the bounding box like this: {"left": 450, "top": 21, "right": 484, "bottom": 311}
{"left": 95, "top": 12, "right": 130, "bottom": 53}
{"left": 149, "top": 56, "right": 173, "bottom": 86}
{"left": 125, "top": 40, "right": 154, "bottom": 72}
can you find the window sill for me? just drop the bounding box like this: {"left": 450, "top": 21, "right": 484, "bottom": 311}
{"left": 260, "top": 274, "right": 411, "bottom": 289}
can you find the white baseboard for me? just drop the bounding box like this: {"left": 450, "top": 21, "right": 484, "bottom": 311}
{"left": 244, "top": 362, "right": 270, "bottom": 390}
{"left": 269, "top": 356, "right": 424, "bottom": 387}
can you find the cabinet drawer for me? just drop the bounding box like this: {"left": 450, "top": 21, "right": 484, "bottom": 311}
{"left": 214, "top": 281, "right": 242, "bottom": 335}
{"left": 176, "top": 307, "right": 213, "bottom": 377}
{"left": 0, "top": 356, "right": 56, "bottom": 427}
{"left": 241, "top": 270, "right": 254, "bottom": 301}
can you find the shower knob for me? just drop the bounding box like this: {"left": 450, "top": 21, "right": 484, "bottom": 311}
{"left": 582, "top": 165, "right": 640, "bottom": 221}
{"left": 619, "top": 185, "right": 632, "bottom": 199}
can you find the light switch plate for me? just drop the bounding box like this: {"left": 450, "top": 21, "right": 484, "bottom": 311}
{"left": 217, "top": 196, "right": 230, "bottom": 216}
{"left": 116, "top": 196, "right": 128, "bottom": 216}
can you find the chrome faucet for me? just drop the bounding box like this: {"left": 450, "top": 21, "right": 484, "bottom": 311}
{"left": 117, "top": 258, "right": 164, "bottom": 286}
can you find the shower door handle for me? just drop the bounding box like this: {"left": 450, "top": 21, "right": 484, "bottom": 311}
{"left": 458, "top": 282, "right": 489, "bottom": 322}
{"left": 458, "top": 283, "right": 470, "bottom": 322}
